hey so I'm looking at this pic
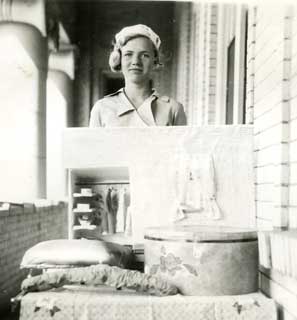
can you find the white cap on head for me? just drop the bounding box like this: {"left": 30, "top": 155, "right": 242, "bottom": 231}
{"left": 115, "top": 24, "right": 161, "bottom": 50}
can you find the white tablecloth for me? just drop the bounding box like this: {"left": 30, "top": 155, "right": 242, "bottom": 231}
{"left": 20, "top": 286, "right": 277, "bottom": 320}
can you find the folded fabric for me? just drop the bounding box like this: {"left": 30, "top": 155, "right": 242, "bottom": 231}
{"left": 20, "top": 239, "right": 133, "bottom": 269}
{"left": 21, "top": 264, "right": 178, "bottom": 297}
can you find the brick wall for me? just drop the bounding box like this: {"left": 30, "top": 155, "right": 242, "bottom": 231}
{"left": 251, "top": 4, "right": 289, "bottom": 231}
{"left": 247, "top": 4, "right": 297, "bottom": 320}
{"left": 0, "top": 201, "right": 68, "bottom": 312}
{"left": 289, "top": 7, "right": 297, "bottom": 229}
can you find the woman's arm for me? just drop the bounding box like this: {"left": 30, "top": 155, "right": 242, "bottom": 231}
{"left": 89, "top": 101, "right": 102, "bottom": 127}
{"left": 173, "top": 103, "right": 187, "bottom": 126}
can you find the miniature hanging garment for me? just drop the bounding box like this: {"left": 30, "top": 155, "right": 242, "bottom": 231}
{"left": 124, "top": 206, "right": 133, "bottom": 236}
{"left": 106, "top": 187, "right": 118, "bottom": 234}
{"left": 116, "top": 188, "right": 130, "bottom": 233}
{"left": 173, "top": 153, "right": 221, "bottom": 221}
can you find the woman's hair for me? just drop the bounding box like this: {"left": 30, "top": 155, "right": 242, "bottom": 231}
{"left": 108, "top": 25, "right": 162, "bottom": 72}
{"left": 109, "top": 36, "right": 161, "bottom": 72}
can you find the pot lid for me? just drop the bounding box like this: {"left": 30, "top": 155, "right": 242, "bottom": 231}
{"left": 144, "top": 225, "right": 258, "bottom": 242}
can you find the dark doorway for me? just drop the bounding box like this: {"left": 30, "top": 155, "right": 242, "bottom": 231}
{"left": 104, "top": 77, "right": 125, "bottom": 96}
{"left": 100, "top": 72, "right": 153, "bottom": 98}
{"left": 100, "top": 71, "right": 125, "bottom": 97}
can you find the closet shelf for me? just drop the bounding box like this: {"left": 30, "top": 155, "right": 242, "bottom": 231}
{"left": 75, "top": 180, "right": 129, "bottom": 186}
{"left": 73, "top": 225, "right": 98, "bottom": 230}
{"left": 73, "top": 193, "right": 96, "bottom": 198}
{"left": 73, "top": 208, "right": 96, "bottom": 213}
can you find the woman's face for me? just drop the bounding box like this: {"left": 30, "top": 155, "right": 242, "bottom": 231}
{"left": 121, "top": 36, "right": 155, "bottom": 84}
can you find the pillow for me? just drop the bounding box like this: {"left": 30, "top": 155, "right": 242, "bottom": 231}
{"left": 20, "top": 239, "right": 133, "bottom": 269}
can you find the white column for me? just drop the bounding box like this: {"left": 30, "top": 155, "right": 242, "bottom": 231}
{"left": 47, "top": 49, "right": 75, "bottom": 200}
{"left": 0, "top": 0, "right": 46, "bottom": 36}
{"left": 0, "top": 21, "right": 47, "bottom": 202}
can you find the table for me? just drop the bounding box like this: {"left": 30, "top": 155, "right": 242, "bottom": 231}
{"left": 20, "top": 286, "right": 277, "bottom": 320}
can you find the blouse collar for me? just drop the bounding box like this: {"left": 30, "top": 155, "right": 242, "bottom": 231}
{"left": 116, "top": 88, "right": 159, "bottom": 117}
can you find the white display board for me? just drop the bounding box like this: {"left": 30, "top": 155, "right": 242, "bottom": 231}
{"left": 63, "top": 126, "right": 255, "bottom": 242}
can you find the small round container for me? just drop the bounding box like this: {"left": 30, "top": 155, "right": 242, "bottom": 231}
{"left": 144, "top": 225, "right": 258, "bottom": 296}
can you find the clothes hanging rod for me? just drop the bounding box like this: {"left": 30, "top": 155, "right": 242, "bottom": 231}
{"left": 75, "top": 181, "right": 130, "bottom": 186}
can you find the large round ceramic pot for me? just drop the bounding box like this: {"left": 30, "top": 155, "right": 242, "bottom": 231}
{"left": 144, "top": 226, "right": 258, "bottom": 296}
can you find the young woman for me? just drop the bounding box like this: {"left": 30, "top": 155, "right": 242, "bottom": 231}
{"left": 89, "top": 24, "right": 187, "bottom": 127}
